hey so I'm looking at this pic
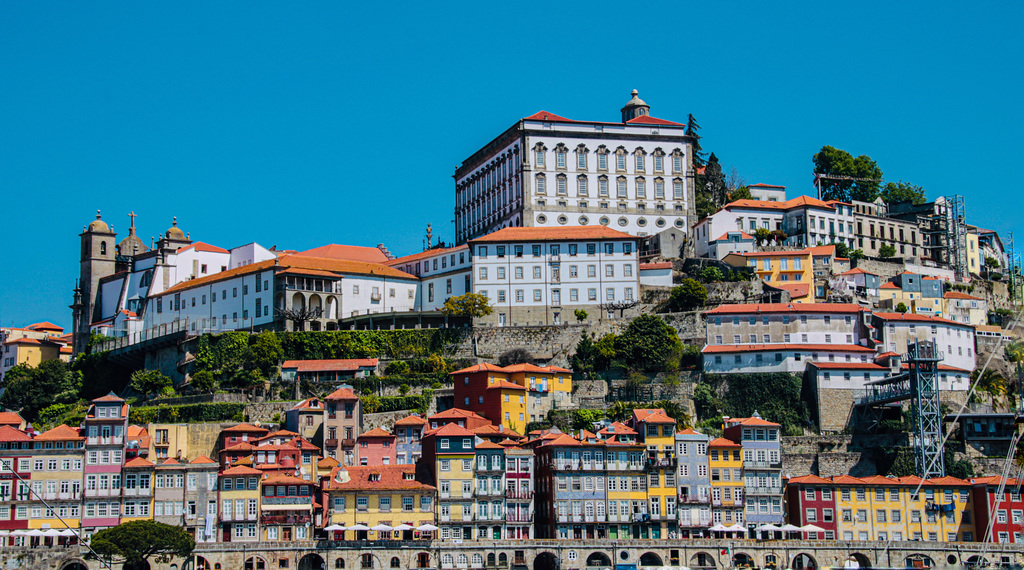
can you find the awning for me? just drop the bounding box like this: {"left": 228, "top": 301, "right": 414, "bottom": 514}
{"left": 261, "top": 504, "right": 313, "bottom": 512}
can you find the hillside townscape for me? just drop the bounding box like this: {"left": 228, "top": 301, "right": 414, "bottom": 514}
{"left": 2, "top": 95, "right": 1023, "bottom": 570}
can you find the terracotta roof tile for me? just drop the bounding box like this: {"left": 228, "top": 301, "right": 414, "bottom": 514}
{"left": 221, "top": 423, "right": 269, "bottom": 433}
{"left": 704, "top": 302, "right": 863, "bottom": 315}
{"left": 359, "top": 428, "right": 394, "bottom": 439}
{"left": 874, "top": 312, "right": 973, "bottom": 327}
{"left": 177, "top": 241, "right": 229, "bottom": 254}
{"left": 322, "top": 465, "right": 434, "bottom": 492}
{"left": 35, "top": 424, "right": 83, "bottom": 441}
{"left": 625, "top": 115, "right": 684, "bottom": 126}
{"left": 426, "top": 423, "right": 476, "bottom": 437}
{"left": 0, "top": 412, "right": 24, "bottom": 425}
{"left": 640, "top": 262, "right": 673, "bottom": 270}
{"left": 450, "top": 363, "right": 506, "bottom": 375}
{"left": 943, "top": 291, "right": 984, "bottom": 300}
{"left": 282, "top": 359, "right": 379, "bottom": 372}
{"left": 387, "top": 244, "right": 469, "bottom": 267}
{"left": 809, "top": 362, "right": 888, "bottom": 370}
{"left": 190, "top": 455, "right": 217, "bottom": 464}
{"left": 702, "top": 343, "right": 874, "bottom": 354}
{"left": 326, "top": 387, "right": 359, "bottom": 400}
{"left": 0, "top": 425, "right": 31, "bottom": 442}
{"left": 523, "top": 110, "right": 576, "bottom": 123}
{"left": 429, "top": 408, "right": 487, "bottom": 421}
{"left": 469, "top": 226, "right": 635, "bottom": 243}
{"left": 124, "top": 457, "right": 155, "bottom": 468}
{"left": 487, "top": 379, "right": 527, "bottom": 391}
{"left": 221, "top": 465, "right": 263, "bottom": 476}
{"left": 293, "top": 244, "right": 390, "bottom": 264}
{"left": 393, "top": 414, "right": 427, "bottom": 427}
{"left": 709, "top": 437, "right": 742, "bottom": 448}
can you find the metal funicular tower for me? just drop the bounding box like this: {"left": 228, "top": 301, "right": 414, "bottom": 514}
{"left": 944, "top": 195, "right": 968, "bottom": 282}
{"left": 853, "top": 340, "right": 945, "bottom": 477}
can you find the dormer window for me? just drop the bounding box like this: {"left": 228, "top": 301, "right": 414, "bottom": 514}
{"left": 369, "top": 473, "right": 381, "bottom": 482}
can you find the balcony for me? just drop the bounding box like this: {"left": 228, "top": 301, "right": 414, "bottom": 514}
{"left": 260, "top": 514, "right": 311, "bottom": 525}
{"left": 341, "top": 439, "right": 356, "bottom": 448}
{"left": 475, "top": 488, "right": 504, "bottom": 497}
{"left": 743, "top": 460, "right": 781, "bottom": 470}
{"left": 678, "top": 496, "right": 709, "bottom": 504}
{"left": 505, "top": 489, "right": 533, "bottom": 500}
{"left": 646, "top": 457, "right": 676, "bottom": 469}
{"left": 506, "top": 513, "right": 533, "bottom": 523}
{"left": 325, "top": 439, "right": 339, "bottom": 448}
{"left": 122, "top": 487, "right": 151, "bottom": 497}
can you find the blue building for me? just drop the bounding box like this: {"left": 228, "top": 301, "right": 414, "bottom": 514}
{"left": 674, "top": 429, "right": 712, "bottom": 537}
{"left": 723, "top": 412, "right": 784, "bottom": 530}
{"left": 393, "top": 413, "right": 426, "bottom": 465}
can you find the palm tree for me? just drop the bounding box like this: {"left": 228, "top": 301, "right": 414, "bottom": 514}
{"left": 970, "top": 369, "right": 1008, "bottom": 406}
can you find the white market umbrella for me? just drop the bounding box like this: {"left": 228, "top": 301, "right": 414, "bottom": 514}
{"left": 347, "top": 524, "right": 370, "bottom": 531}
{"left": 709, "top": 524, "right": 729, "bottom": 532}
{"left": 415, "top": 524, "right": 439, "bottom": 531}
{"left": 42, "top": 529, "right": 61, "bottom": 537}
{"left": 25, "top": 530, "right": 44, "bottom": 537}
{"left": 10, "top": 530, "right": 27, "bottom": 536}
{"left": 779, "top": 524, "right": 801, "bottom": 532}
{"left": 393, "top": 524, "right": 414, "bottom": 531}
{"left": 371, "top": 524, "right": 393, "bottom": 532}
{"left": 801, "top": 524, "right": 826, "bottom": 533}
{"left": 0, "top": 530, "right": 9, "bottom": 536}
{"left": 727, "top": 524, "right": 747, "bottom": 533}
{"left": 755, "top": 524, "right": 779, "bottom": 531}
{"left": 59, "top": 529, "right": 77, "bottom": 537}
{"left": 324, "top": 524, "right": 345, "bottom": 532}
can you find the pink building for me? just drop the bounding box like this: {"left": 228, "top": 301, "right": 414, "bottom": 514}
{"left": 82, "top": 393, "right": 129, "bottom": 533}
{"left": 356, "top": 427, "right": 397, "bottom": 466}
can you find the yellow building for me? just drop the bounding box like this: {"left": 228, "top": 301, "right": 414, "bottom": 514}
{"left": 601, "top": 431, "right": 647, "bottom": 540}
{"left": 28, "top": 425, "right": 84, "bottom": 529}
{"left": 323, "top": 464, "right": 436, "bottom": 541}
{"left": 422, "top": 422, "right": 476, "bottom": 541}
{"left": 451, "top": 363, "right": 573, "bottom": 429}
{"left": 724, "top": 249, "right": 814, "bottom": 302}
{"left": 147, "top": 423, "right": 221, "bottom": 462}
{"left": 218, "top": 464, "right": 263, "bottom": 542}
{"left": 630, "top": 409, "right": 677, "bottom": 539}
{"left": 831, "top": 475, "right": 975, "bottom": 542}
{"left": 121, "top": 457, "right": 154, "bottom": 522}
{"left": 708, "top": 437, "right": 744, "bottom": 526}
{"left": 967, "top": 233, "right": 981, "bottom": 276}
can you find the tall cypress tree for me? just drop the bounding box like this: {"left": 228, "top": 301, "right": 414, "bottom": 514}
{"left": 686, "top": 114, "right": 707, "bottom": 168}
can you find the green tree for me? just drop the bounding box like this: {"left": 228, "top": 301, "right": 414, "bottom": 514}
{"left": 700, "top": 153, "right": 729, "bottom": 206}
{"left": 692, "top": 382, "right": 723, "bottom": 420}
{"left": 895, "top": 302, "right": 909, "bottom": 313}
{"left": 686, "top": 114, "right": 706, "bottom": 168}
{"left": 813, "top": 145, "right": 883, "bottom": 202}
{"left": 0, "top": 360, "right": 82, "bottom": 421}
{"left": 130, "top": 369, "right": 172, "bottom": 398}
{"left": 384, "top": 360, "right": 410, "bottom": 376}
{"left": 829, "top": 242, "right": 850, "bottom": 258}
{"left": 668, "top": 278, "right": 708, "bottom": 311}
{"left": 248, "top": 330, "right": 284, "bottom": 378}
{"left": 571, "top": 333, "right": 598, "bottom": 376}
{"left": 879, "top": 243, "right": 897, "bottom": 258}
{"left": 753, "top": 228, "right": 771, "bottom": 246}
{"left": 849, "top": 249, "right": 866, "bottom": 261}
{"left": 91, "top": 520, "right": 195, "bottom": 568}
{"left": 699, "top": 267, "right": 724, "bottom": 283}
{"left": 574, "top": 309, "right": 588, "bottom": 322}
{"left": 613, "top": 314, "right": 681, "bottom": 371}
{"left": 189, "top": 370, "right": 216, "bottom": 394}
{"left": 880, "top": 180, "right": 926, "bottom": 205}
{"left": 971, "top": 369, "right": 1009, "bottom": 405}
{"left": 768, "top": 230, "right": 787, "bottom": 245}
{"left": 728, "top": 186, "right": 753, "bottom": 201}
{"left": 440, "top": 292, "right": 493, "bottom": 318}
{"left": 695, "top": 191, "right": 717, "bottom": 220}
{"left": 594, "top": 333, "right": 618, "bottom": 371}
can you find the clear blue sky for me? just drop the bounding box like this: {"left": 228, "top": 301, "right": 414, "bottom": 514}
{"left": 2, "top": 2, "right": 1022, "bottom": 329}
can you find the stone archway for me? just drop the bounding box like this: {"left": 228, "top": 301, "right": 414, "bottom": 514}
{"left": 300, "top": 554, "right": 326, "bottom": 570}
{"left": 733, "top": 554, "right": 755, "bottom": 568}
{"left": 61, "top": 561, "right": 90, "bottom": 570}
{"left": 586, "top": 553, "right": 612, "bottom": 569}
{"left": 849, "top": 553, "right": 873, "bottom": 569}
{"left": 417, "top": 553, "right": 432, "bottom": 569}
{"left": 965, "top": 556, "right": 988, "bottom": 568}
{"left": 184, "top": 557, "right": 212, "bottom": 570}
{"left": 534, "top": 552, "right": 559, "bottom": 570}
{"left": 792, "top": 553, "right": 817, "bottom": 570}
{"left": 639, "top": 553, "right": 663, "bottom": 567}
{"left": 246, "top": 557, "right": 268, "bottom": 570}
{"left": 691, "top": 552, "right": 716, "bottom": 570}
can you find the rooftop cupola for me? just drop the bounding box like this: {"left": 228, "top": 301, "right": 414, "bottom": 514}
{"left": 620, "top": 89, "right": 650, "bottom": 122}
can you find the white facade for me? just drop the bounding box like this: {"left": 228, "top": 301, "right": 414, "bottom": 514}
{"left": 639, "top": 262, "right": 673, "bottom": 288}
{"left": 388, "top": 245, "right": 473, "bottom": 312}
{"left": 873, "top": 313, "right": 976, "bottom": 372}
{"left": 468, "top": 227, "right": 640, "bottom": 326}
{"left": 702, "top": 345, "right": 877, "bottom": 374}
{"left": 454, "top": 92, "right": 694, "bottom": 244}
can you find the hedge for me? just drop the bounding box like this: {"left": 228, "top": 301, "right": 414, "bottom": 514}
{"left": 129, "top": 402, "right": 247, "bottom": 424}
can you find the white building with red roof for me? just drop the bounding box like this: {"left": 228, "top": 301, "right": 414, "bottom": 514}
{"left": 468, "top": 225, "right": 641, "bottom": 326}
{"left": 453, "top": 90, "right": 695, "bottom": 246}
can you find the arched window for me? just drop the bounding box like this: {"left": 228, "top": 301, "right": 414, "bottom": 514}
{"left": 458, "top": 554, "right": 469, "bottom": 567}
{"left": 336, "top": 560, "right": 346, "bottom": 569}
{"left": 391, "top": 558, "right": 401, "bottom": 568}
{"left": 443, "top": 554, "right": 454, "bottom": 568}
{"left": 498, "top": 554, "right": 508, "bottom": 566}
{"left": 487, "top": 554, "right": 496, "bottom": 567}
{"left": 361, "top": 554, "right": 374, "bottom": 569}
{"left": 100, "top": 241, "right": 107, "bottom": 255}
{"left": 472, "top": 554, "right": 484, "bottom": 567}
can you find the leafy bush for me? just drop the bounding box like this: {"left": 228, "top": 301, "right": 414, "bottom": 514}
{"left": 668, "top": 279, "right": 708, "bottom": 311}
{"left": 699, "top": 267, "right": 724, "bottom": 283}
{"left": 384, "top": 361, "right": 410, "bottom": 376}
{"left": 129, "top": 403, "right": 247, "bottom": 424}
{"left": 695, "top": 373, "right": 809, "bottom": 435}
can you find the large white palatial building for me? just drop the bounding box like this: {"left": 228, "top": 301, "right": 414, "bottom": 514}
{"left": 468, "top": 226, "right": 640, "bottom": 327}
{"left": 453, "top": 90, "right": 696, "bottom": 245}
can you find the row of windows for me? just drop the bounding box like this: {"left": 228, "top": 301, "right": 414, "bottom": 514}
{"left": 484, "top": 287, "right": 634, "bottom": 303}
{"left": 536, "top": 174, "right": 684, "bottom": 200}
{"left": 714, "top": 332, "right": 855, "bottom": 344}
{"left": 479, "top": 264, "right": 633, "bottom": 280}
{"left": 331, "top": 495, "right": 431, "bottom": 512}
{"left": 479, "top": 242, "right": 633, "bottom": 258}
{"left": 535, "top": 144, "right": 684, "bottom": 175}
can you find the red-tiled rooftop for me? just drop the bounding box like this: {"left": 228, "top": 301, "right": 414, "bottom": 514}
{"left": 323, "top": 465, "right": 434, "bottom": 492}
{"left": 393, "top": 414, "right": 427, "bottom": 427}
{"left": 709, "top": 437, "right": 742, "bottom": 448}
{"left": 282, "top": 359, "right": 379, "bottom": 372}
{"left": 177, "top": 241, "right": 229, "bottom": 254}
{"left": 326, "top": 387, "right": 359, "bottom": 400}
{"left": 874, "top": 312, "right": 974, "bottom": 327}
{"left": 221, "top": 423, "right": 269, "bottom": 433}
{"left": 469, "top": 226, "right": 635, "bottom": 243}
{"left": 358, "top": 428, "right": 394, "bottom": 439}
{"left": 35, "top": 424, "right": 83, "bottom": 441}
{"left": 704, "top": 303, "right": 863, "bottom": 315}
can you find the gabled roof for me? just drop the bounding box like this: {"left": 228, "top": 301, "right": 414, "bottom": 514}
{"left": 788, "top": 474, "right": 834, "bottom": 485}
{"left": 326, "top": 387, "right": 359, "bottom": 400}
{"left": 487, "top": 379, "right": 527, "bottom": 391}
{"left": 427, "top": 423, "right": 476, "bottom": 437}
{"left": 429, "top": 408, "right": 487, "bottom": 421}
{"left": 221, "top": 422, "right": 269, "bottom": 434}
{"left": 393, "top": 414, "right": 428, "bottom": 427}
{"left": 708, "top": 437, "right": 741, "bottom": 448}
{"left": 282, "top": 359, "right": 379, "bottom": 372}
{"left": 874, "top": 312, "right": 974, "bottom": 327}
{"left": 0, "top": 412, "right": 25, "bottom": 426}
{"left": 0, "top": 425, "right": 31, "bottom": 442}
{"left": 632, "top": 408, "right": 675, "bottom": 424}
{"left": 157, "top": 458, "right": 183, "bottom": 466}
{"left": 318, "top": 456, "right": 339, "bottom": 469}
{"left": 124, "top": 457, "right": 155, "bottom": 468}
{"left": 777, "top": 283, "right": 810, "bottom": 299}
{"left": 26, "top": 322, "right": 64, "bottom": 332}
{"left": 676, "top": 428, "right": 703, "bottom": 436}
{"left": 704, "top": 302, "right": 863, "bottom": 315}
{"left": 358, "top": 427, "right": 394, "bottom": 439}
{"left": 35, "top": 424, "right": 82, "bottom": 441}
{"left": 839, "top": 267, "right": 877, "bottom": 276}
{"left": 474, "top": 440, "right": 504, "bottom": 450}
{"left": 539, "top": 433, "right": 582, "bottom": 447}
{"left": 289, "top": 398, "right": 323, "bottom": 411}
{"left": 943, "top": 291, "right": 983, "bottom": 300}
{"left": 598, "top": 421, "right": 637, "bottom": 436}
{"left": 386, "top": 244, "right": 469, "bottom": 267}
{"left": 293, "top": 244, "right": 390, "bottom": 264}
{"left": 92, "top": 393, "right": 125, "bottom": 403}
{"left": 880, "top": 282, "right": 900, "bottom": 289}
{"left": 449, "top": 362, "right": 506, "bottom": 375}
{"left": 469, "top": 226, "right": 635, "bottom": 243}
{"left": 729, "top": 416, "right": 780, "bottom": 428}
{"left": 713, "top": 232, "right": 754, "bottom": 242}
{"left": 472, "top": 424, "right": 522, "bottom": 437}
{"left": 640, "top": 261, "right": 673, "bottom": 270}
{"left": 262, "top": 474, "right": 316, "bottom": 486}
{"left": 625, "top": 115, "right": 684, "bottom": 126}
{"left": 523, "top": 110, "right": 576, "bottom": 123}
{"left": 177, "top": 241, "right": 229, "bottom": 254}
{"left": 723, "top": 195, "right": 834, "bottom": 212}
{"left": 190, "top": 455, "right": 217, "bottom": 464}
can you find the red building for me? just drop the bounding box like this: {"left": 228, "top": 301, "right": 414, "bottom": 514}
{"left": 356, "top": 427, "right": 397, "bottom": 466}
{"left": 217, "top": 423, "right": 270, "bottom": 468}
{"left": 972, "top": 476, "right": 1024, "bottom": 544}
{"left": 0, "top": 425, "right": 32, "bottom": 531}
{"left": 785, "top": 475, "right": 838, "bottom": 539}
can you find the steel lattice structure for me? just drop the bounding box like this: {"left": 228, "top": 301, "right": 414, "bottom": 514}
{"left": 944, "top": 195, "right": 968, "bottom": 282}
{"left": 908, "top": 340, "right": 945, "bottom": 478}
